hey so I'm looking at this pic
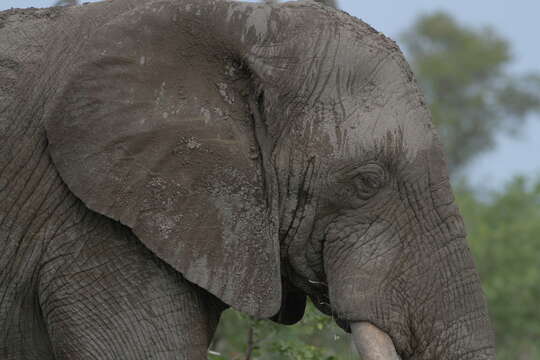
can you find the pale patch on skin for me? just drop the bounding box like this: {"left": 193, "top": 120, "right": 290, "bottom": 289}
{"left": 244, "top": 5, "right": 272, "bottom": 40}
{"left": 200, "top": 107, "right": 212, "bottom": 124}
{"left": 154, "top": 213, "right": 182, "bottom": 239}
{"left": 226, "top": 2, "right": 272, "bottom": 42}
{"left": 186, "top": 137, "right": 202, "bottom": 150}
{"left": 299, "top": 56, "right": 434, "bottom": 164}
{"left": 217, "top": 82, "right": 234, "bottom": 105}
{"left": 214, "top": 107, "right": 225, "bottom": 117}
{"left": 324, "top": 105, "right": 433, "bottom": 163}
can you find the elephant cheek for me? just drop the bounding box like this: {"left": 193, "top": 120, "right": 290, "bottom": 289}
{"left": 327, "top": 273, "right": 381, "bottom": 319}
{"left": 323, "top": 222, "right": 410, "bottom": 349}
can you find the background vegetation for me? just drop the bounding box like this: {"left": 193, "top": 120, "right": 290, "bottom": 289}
{"left": 51, "top": 1, "right": 540, "bottom": 358}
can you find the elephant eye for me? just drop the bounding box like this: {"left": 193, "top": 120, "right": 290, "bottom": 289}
{"left": 350, "top": 163, "right": 387, "bottom": 199}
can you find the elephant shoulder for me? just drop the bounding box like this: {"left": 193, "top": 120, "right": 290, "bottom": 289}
{"left": 0, "top": 8, "right": 63, "bottom": 118}
{"left": 0, "top": 7, "right": 64, "bottom": 55}
{"left": 0, "top": 56, "right": 19, "bottom": 113}
{"left": 0, "top": 7, "right": 63, "bottom": 31}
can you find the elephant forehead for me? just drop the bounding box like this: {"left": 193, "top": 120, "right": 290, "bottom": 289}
{"left": 330, "top": 106, "right": 434, "bottom": 162}
{"left": 298, "top": 93, "right": 434, "bottom": 165}
{"left": 336, "top": 50, "right": 434, "bottom": 162}
{"left": 286, "top": 41, "right": 434, "bottom": 164}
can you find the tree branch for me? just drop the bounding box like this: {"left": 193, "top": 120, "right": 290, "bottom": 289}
{"left": 245, "top": 325, "right": 255, "bottom": 360}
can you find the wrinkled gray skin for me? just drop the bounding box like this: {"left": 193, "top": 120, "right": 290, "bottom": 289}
{"left": 0, "top": 0, "right": 495, "bottom": 359}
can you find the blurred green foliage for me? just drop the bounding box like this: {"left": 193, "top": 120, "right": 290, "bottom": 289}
{"left": 401, "top": 12, "right": 540, "bottom": 174}
{"left": 211, "top": 302, "right": 353, "bottom": 360}
{"left": 457, "top": 178, "right": 540, "bottom": 359}
{"left": 54, "top": 0, "right": 78, "bottom": 6}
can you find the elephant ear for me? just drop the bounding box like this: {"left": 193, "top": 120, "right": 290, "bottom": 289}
{"left": 45, "top": 3, "right": 281, "bottom": 318}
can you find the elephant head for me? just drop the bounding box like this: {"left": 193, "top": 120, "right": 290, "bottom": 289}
{"left": 45, "top": 0, "right": 495, "bottom": 358}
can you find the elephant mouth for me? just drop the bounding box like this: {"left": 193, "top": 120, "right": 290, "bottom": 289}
{"left": 310, "top": 296, "right": 401, "bottom": 359}
{"left": 309, "top": 294, "right": 351, "bottom": 332}
{"left": 351, "top": 322, "right": 401, "bottom": 360}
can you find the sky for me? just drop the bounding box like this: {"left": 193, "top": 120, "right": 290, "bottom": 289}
{"left": 1, "top": 0, "right": 539, "bottom": 189}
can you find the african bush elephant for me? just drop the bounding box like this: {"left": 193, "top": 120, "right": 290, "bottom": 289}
{"left": 0, "top": 0, "right": 495, "bottom": 359}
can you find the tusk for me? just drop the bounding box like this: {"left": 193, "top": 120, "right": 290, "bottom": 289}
{"left": 351, "top": 322, "right": 401, "bottom": 360}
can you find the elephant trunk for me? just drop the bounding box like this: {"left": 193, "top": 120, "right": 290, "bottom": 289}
{"left": 406, "top": 146, "right": 496, "bottom": 359}
{"left": 408, "top": 233, "right": 496, "bottom": 359}
{"left": 328, "top": 221, "right": 495, "bottom": 359}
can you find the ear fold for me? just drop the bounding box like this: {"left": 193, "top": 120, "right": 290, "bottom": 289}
{"left": 45, "top": 2, "right": 281, "bottom": 318}
{"left": 271, "top": 280, "right": 307, "bottom": 325}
